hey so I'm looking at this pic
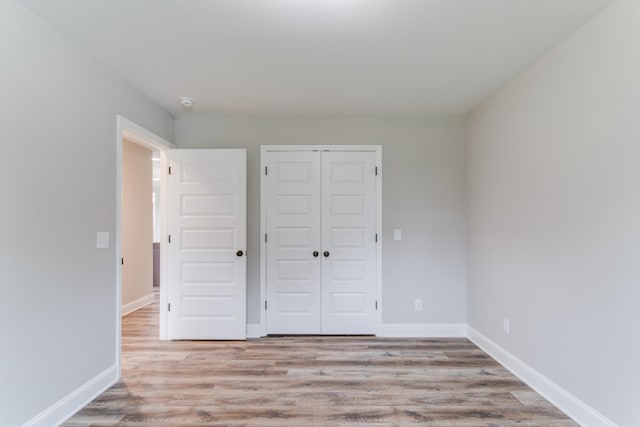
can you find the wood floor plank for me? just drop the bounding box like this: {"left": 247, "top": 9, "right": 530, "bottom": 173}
{"left": 64, "top": 292, "right": 575, "bottom": 426}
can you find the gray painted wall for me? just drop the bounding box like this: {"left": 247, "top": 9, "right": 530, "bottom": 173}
{"left": 467, "top": 0, "right": 640, "bottom": 425}
{"left": 175, "top": 116, "right": 467, "bottom": 326}
{"left": 0, "top": 1, "right": 173, "bottom": 425}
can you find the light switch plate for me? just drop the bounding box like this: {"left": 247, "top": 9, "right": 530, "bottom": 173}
{"left": 503, "top": 318, "right": 510, "bottom": 335}
{"left": 393, "top": 229, "right": 402, "bottom": 241}
{"left": 96, "top": 232, "right": 109, "bottom": 249}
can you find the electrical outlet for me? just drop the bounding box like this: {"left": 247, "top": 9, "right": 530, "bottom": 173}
{"left": 503, "top": 318, "right": 510, "bottom": 335}
{"left": 414, "top": 299, "right": 422, "bottom": 311}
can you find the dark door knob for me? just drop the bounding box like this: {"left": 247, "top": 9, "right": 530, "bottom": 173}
{"left": 323, "top": 251, "right": 330, "bottom": 258}
{"left": 236, "top": 250, "right": 244, "bottom": 257}
{"left": 313, "top": 251, "right": 319, "bottom": 257}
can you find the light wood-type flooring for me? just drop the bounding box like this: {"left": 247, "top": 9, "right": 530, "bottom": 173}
{"left": 65, "top": 294, "right": 575, "bottom": 426}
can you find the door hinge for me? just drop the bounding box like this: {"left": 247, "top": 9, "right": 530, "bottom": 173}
{"left": 375, "top": 166, "right": 378, "bottom": 176}
{"left": 121, "top": 258, "right": 124, "bottom": 265}
{"left": 265, "top": 301, "right": 268, "bottom": 310}
{"left": 265, "top": 233, "right": 268, "bottom": 243}
{"left": 168, "top": 303, "right": 171, "bottom": 312}
{"left": 168, "top": 166, "right": 172, "bottom": 175}
{"left": 375, "top": 233, "right": 378, "bottom": 243}
{"left": 168, "top": 234, "right": 171, "bottom": 244}
{"left": 265, "top": 166, "right": 268, "bottom": 175}
{"left": 375, "top": 300, "right": 378, "bottom": 310}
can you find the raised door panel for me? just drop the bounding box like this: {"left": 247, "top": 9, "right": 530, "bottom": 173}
{"left": 168, "top": 149, "right": 246, "bottom": 340}
{"left": 321, "top": 152, "right": 377, "bottom": 334}
{"left": 265, "top": 151, "right": 322, "bottom": 334}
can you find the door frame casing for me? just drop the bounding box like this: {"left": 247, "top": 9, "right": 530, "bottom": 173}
{"left": 116, "top": 116, "right": 174, "bottom": 374}
{"left": 259, "top": 145, "right": 382, "bottom": 337}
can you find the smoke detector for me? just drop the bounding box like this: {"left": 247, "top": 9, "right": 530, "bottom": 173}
{"left": 178, "top": 96, "right": 194, "bottom": 109}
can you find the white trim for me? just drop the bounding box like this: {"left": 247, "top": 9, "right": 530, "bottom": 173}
{"left": 467, "top": 327, "right": 618, "bottom": 427}
{"left": 374, "top": 148, "right": 382, "bottom": 334}
{"left": 259, "top": 150, "right": 267, "bottom": 333}
{"left": 118, "top": 117, "right": 174, "bottom": 151}
{"left": 259, "top": 145, "right": 382, "bottom": 336}
{"left": 157, "top": 149, "right": 170, "bottom": 341}
{"left": 262, "top": 145, "right": 382, "bottom": 152}
{"left": 247, "top": 323, "right": 266, "bottom": 338}
{"left": 379, "top": 323, "right": 467, "bottom": 338}
{"left": 22, "top": 364, "right": 118, "bottom": 427}
{"left": 116, "top": 115, "right": 175, "bottom": 375}
{"left": 121, "top": 293, "right": 155, "bottom": 317}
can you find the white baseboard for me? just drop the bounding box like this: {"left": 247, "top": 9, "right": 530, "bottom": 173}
{"left": 247, "top": 323, "right": 265, "bottom": 338}
{"left": 247, "top": 323, "right": 467, "bottom": 338}
{"left": 22, "top": 364, "right": 118, "bottom": 427}
{"left": 122, "top": 293, "right": 155, "bottom": 317}
{"left": 467, "top": 327, "right": 617, "bottom": 427}
{"left": 379, "top": 323, "right": 467, "bottom": 338}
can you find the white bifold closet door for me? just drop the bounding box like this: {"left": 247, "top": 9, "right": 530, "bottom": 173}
{"left": 265, "top": 150, "right": 377, "bottom": 335}
{"left": 167, "top": 149, "right": 247, "bottom": 340}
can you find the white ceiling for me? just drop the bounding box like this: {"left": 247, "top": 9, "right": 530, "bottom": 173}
{"left": 20, "top": 0, "right": 610, "bottom": 116}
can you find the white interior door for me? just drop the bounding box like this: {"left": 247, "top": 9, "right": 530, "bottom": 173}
{"left": 264, "top": 149, "right": 378, "bottom": 335}
{"left": 168, "top": 149, "right": 246, "bottom": 340}
{"left": 321, "top": 151, "right": 377, "bottom": 334}
{"left": 265, "top": 151, "right": 322, "bottom": 334}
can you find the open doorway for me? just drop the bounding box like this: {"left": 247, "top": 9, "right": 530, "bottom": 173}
{"left": 152, "top": 152, "right": 161, "bottom": 292}
{"left": 121, "top": 140, "right": 155, "bottom": 316}
{"left": 116, "top": 116, "right": 173, "bottom": 371}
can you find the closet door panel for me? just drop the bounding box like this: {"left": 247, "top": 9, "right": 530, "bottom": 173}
{"left": 321, "top": 151, "right": 377, "bottom": 334}
{"left": 265, "top": 151, "right": 322, "bottom": 334}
